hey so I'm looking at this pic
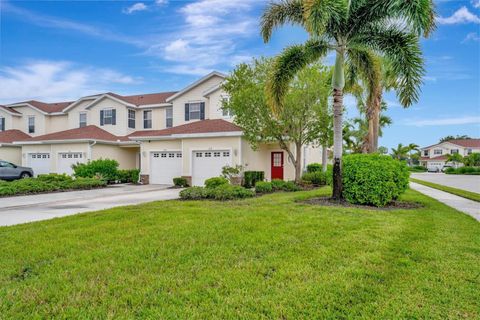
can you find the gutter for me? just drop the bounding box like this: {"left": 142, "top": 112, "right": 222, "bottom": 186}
{"left": 129, "top": 131, "right": 243, "bottom": 141}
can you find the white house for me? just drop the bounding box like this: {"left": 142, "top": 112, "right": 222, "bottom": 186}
{"left": 0, "top": 72, "right": 323, "bottom": 184}
{"left": 419, "top": 139, "right": 480, "bottom": 171}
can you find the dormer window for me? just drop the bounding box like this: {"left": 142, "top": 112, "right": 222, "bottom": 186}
{"left": 434, "top": 149, "right": 442, "bottom": 155}
{"left": 0, "top": 117, "right": 4, "bottom": 131}
{"left": 28, "top": 116, "right": 35, "bottom": 133}
{"left": 100, "top": 109, "right": 116, "bottom": 126}
{"left": 450, "top": 149, "right": 459, "bottom": 154}
{"left": 185, "top": 102, "right": 205, "bottom": 121}
{"left": 423, "top": 150, "right": 429, "bottom": 156}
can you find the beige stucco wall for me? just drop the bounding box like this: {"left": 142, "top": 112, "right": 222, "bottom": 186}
{"left": 205, "top": 88, "right": 234, "bottom": 122}
{"left": 10, "top": 106, "right": 46, "bottom": 136}
{"left": 0, "top": 146, "right": 22, "bottom": 164}
{"left": 170, "top": 75, "right": 224, "bottom": 127}
{"left": 46, "top": 115, "right": 68, "bottom": 133}
{"left": 66, "top": 99, "right": 95, "bottom": 129}
{"left": 0, "top": 110, "right": 19, "bottom": 131}
{"left": 91, "top": 144, "right": 139, "bottom": 170}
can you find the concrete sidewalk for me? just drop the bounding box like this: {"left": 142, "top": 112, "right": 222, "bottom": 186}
{"left": 410, "top": 182, "right": 480, "bottom": 222}
{"left": 0, "top": 184, "right": 181, "bottom": 227}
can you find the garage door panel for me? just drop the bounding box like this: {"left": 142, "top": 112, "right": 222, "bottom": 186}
{"left": 28, "top": 153, "right": 51, "bottom": 176}
{"left": 192, "top": 150, "right": 232, "bottom": 186}
{"left": 58, "top": 153, "right": 84, "bottom": 175}
{"left": 150, "top": 152, "right": 182, "bottom": 184}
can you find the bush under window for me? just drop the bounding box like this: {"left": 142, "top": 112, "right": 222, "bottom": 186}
{"left": 342, "top": 154, "right": 409, "bottom": 207}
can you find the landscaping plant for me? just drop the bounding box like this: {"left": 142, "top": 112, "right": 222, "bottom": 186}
{"left": 73, "top": 159, "right": 119, "bottom": 183}
{"left": 205, "top": 177, "right": 229, "bottom": 189}
{"left": 301, "top": 171, "right": 326, "bottom": 186}
{"left": 342, "top": 154, "right": 409, "bottom": 207}
{"left": 173, "top": 177, "right": 189, "bottom": 187}
{"left": 243, "top": 171, "right": 265, "bottom": 188}
{"left": 255, "top": 181, "right": 273, "bottom": 194}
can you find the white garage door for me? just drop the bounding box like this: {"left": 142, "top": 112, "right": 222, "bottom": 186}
{"left": 150, "top": 151, "right": 182, "bottom": 184}
{"left": 192, "top": 150, "right": 232, "bottom": 186}
{"left": 58, "top": 152, "right": 84, "bottom": 175}
{"left": 28, "top": 153, "right": 51, "bottom": 176}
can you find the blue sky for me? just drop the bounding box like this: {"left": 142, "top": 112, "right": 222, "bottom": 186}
{"left": 0, "top": 0, "right": 479, "bottom": 149}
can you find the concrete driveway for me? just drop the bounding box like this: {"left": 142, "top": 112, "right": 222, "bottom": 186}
{"left": 411, "top": 173, "right": 480, "bottom": 193}
{"left": 0, "top": 184, "right": 180, "bottom": 227}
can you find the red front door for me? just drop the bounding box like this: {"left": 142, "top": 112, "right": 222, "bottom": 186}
{"left": 271, "top": 152, "right": 284, "bottom": 180}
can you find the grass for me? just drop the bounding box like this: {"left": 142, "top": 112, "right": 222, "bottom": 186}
{"left": 0, "top": 188, "right": 479, "bottom": 319}
{"left": 411, "top": 178, "right": 480, "bottom": 202}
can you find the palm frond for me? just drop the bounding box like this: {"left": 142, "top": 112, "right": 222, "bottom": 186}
{"left": 266, "top": 39, "right": 329, "bottom": 112}
{"left": 303, "top": 0, "right": 347, "bottom": 38}
{"left": 261, "top": 0, "right": 304, "bottom": 42}
{"left": 351, "top": 25, "right": 424, "bottom": 107}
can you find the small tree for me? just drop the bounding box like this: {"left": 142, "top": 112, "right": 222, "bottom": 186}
{"left": 222, "top": 58, "right": 331, "bottom": 183}
{"left": 463, "top": 153, "right": 480, "bottom": 167}
{"left": 447, "top": 153, "right": 463, "bottom": 168}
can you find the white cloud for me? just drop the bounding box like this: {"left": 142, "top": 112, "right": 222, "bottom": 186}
{"left": 463, "top": 32, "right": 480, "bottom": 42}
{"left": 407, "top": 116, "right": 480, "bottom": 127}
{"left": 146, "top": 0, "right": 263, "bottom": 75}
{"left": 0, "top": 61, "right": 142, "bottom": 104}
{"left": 123, "top": 3, "right": 148, "bottom": 14}
{"left": 436, "top": 6, "right": 480, "bottom": 24}
{"left": 472, "top": 0, "right": 480, "bottom": 9}
{"left": 3, "top": 2, "right": 141, "bottom": 46}
{"left": 155, "top": 0, "right": 168, "bottom": 5}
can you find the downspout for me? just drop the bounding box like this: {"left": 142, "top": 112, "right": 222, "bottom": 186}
{"left": 88, "top": 140, "right": 97, "bottom": 161}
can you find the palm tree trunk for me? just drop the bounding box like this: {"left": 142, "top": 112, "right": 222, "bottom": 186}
{"left": 332, "top": 88, "right": 343, "bottom": 199}
{"left": 322, "top": 144, "right": 328, "bottom": 172}
{"left": 371, "top": 90, "right": 382, "bottom": 152}
{"left": 332, "top": 50, "right": 345, "bottom": 200}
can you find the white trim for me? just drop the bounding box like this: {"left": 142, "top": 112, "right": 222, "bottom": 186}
{"left": 129, "top": 131, "right": 243, "bottom": 141}
{"left": 137, "top": 103, "right": 172, "bottom": 109}
{"left": 0, "top": 143, "right": 20, "bottom": 147}
{"left": 0, "top": 107, "right": 22, "bottom": 117}
{"left": 166, "top": 71, "right": 226, "bottom": 102}
{"left": 84, "top": 94, "right": 136, "bottom": 110}
{"left": 62, "top": 96, "right": 98, "bottom": 112}
{"left": 13, "top": 139, "right": 139, "bottom": 146}
{"left": 8, "top": 103, "right": 49, "bottom": 115}
{"left": 202, "top": 82, "right": 223, "bottom": 97}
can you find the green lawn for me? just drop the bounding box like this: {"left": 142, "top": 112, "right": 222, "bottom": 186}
{"left": 1, "top": 188, "right": 479, "bottom": 319}
{"left": 411, "top": 178, "right": 480, "bottom": 202}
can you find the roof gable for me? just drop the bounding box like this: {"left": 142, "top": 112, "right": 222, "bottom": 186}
{"left": 166, "top": 71, "right": 226, "bottom": 102}
{"left": 0, "top": 130, "right": 31, "bottom": 144}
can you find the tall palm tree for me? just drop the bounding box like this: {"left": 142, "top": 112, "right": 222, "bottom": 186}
{"left": 391, "top": 143, "right": 410, "bottom": 161}
{"left": 261, "top": 0, "right": 435, "bottom": 199}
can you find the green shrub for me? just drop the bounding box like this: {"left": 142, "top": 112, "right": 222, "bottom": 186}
{"left": 73, "top": 159, "right": 119, "bottom": 183}
{"left": 271, "top": 179, "right": 286, "bottom": 191}
{"left": 179, "top": 187, "right": 207, "bottom": 200}
{"left": 209, "top": 184, "right": 255, "bottom": 200}
{"left": 408, "top": 165, "right": 427, "bottom": 172}
{"left": 255, "top": 181, "right": 273, "bottom": 193}
{"left": 444, "top": 167, "right": 456, "bottom": 174}
{"left": 342, "top": 154, "right": 409, "bottom": 207}
{"left": 301, "top": 171, "right": 326, "bottom": 186}
{"left": 173, "top": 177, "right": 189, "bottom": 187}
{"left": 205, "top": 177, "right": 229, "bottom": 189}
{"left": 306, "top": 163, "right": 322, "bottom": 173}
{"left": 243, "top": 171, "right": 265, "bottom": 188}
{"left": 0, "top": 176, "right": 106, "bottom": 197}
{"left": 116, "top": 169, "right": 140, "bottom": 183}
{"left": 282, "top": 181, "right": 301, "bottom": 192}
{"left": 325, "top": 165, "right": 334, "bottom": 186}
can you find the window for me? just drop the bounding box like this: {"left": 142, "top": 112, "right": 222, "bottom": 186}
{"left": 128, "top": 110, "right": 136, "bottom": 129}
{"left": 205, "top": 152, "right": 212, "bottom": 157}
{"left": 221, "top": 96, "right": 233, "bottom": 118}
{"left": 166, "top": 107, "right": 173, "bottom": 128}
{"left": 434, "top": 149, "right": 442, "bottom": 155}
{"left": 467, "top": 149, "right": 473, "bottom": 155}
{"left": 0, "top": 161, "right": 14, "bottom": 168}
{"left": 223, "top": 151, "right": 230, "bottom": 157}
{"left": 450, "top": 149, "right": 459, "bottom": 154}
{"left": 79, "top": 112, "right": 87, "bottom": 128}
{"left": 101, "top": 109, "right": 116, "bottom": 125}
{"left": 189, "top": 103, "right": 201, "bottom": 120}
{"left": 0, "top": 117, "right": 4, "bottom": 131}
{"left": 423, "top": 150, "right": 429, "bottom": 156}
{"left": 28, "top": 116, "right": 35, "bottom": 133}
{"left": 143, "top": 110, "right": 152, "bottom": 129}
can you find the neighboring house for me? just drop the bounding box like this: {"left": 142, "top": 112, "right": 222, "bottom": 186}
{"left": 0, "top": 72, "right": 323, "bottom": 184}
{"left": 0, "top": 129, "right": 31, "bottom": 164}
{"left": 419, "top": 139, "right": 480, "bottom": 171}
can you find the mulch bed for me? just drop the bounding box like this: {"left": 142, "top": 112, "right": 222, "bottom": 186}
{"left": 301, "top": 197, "right": 423, "bottom": 211}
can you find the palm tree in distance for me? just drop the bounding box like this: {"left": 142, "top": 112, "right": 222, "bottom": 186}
{"left": 261, "top": 0, "right": 435, "bottom": 199}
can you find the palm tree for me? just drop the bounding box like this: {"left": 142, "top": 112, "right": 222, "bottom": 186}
{"left": 447, "top": 153, "right": 463, "bottom": 168}
{"left": 261, "top": 0, "right": 435, "bottom": 199}
{"left": 391, "top": 143, "right": 410, "bottom": 161}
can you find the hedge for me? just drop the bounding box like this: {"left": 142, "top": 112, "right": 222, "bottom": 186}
{"left": 445, "top": 167, "right": 480, "bottom": 175}
{"left": 173, "top": 177, "right": 189, "bottom": 187}
{"left": 180, "top": 184, "right": 254, "bottom": 201}
{"left": 342, "top": 154, "right": 409, "bottom": 207}
{"left": 301, "top": 171, "right": 326, "bottom": 186}
{"left": 243, "top": 171, "right": 265, "bottom": 188}
{"left": 255, "top": 181, "right": 273, "bottom": 193}
{"left": 73, "top": 159, "right": 119, "bottom": 182}
{"left": 0, "top": 174, "right": 106, "bottom": 197}
{"left": 205, "top": 177, "right": 229, "bottom": 189}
